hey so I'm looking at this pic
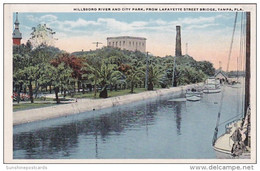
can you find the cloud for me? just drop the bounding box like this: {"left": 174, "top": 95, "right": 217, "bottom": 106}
{"left": 61, "top": 18, "right": 101, "bottom": 28}
{"left": 178, "top": 16, "right": 215, "bottom": 25}
{"left": 26, "top": 15, "right": 37, "bottom": 22}
{"left": 26, "top": 14, "right": 58, "bottom": 23}
{"left": 186, "top": 23, "right": 219, "bottom": 30}
{"left": 25, "top": 13, "right": 230, "bottom": 39}
{"left": 40, "top": 15, "right": 58, "bottom": 22}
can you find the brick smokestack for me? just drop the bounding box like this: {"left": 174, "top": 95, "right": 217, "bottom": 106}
{"left": 175, "top": 25, "right": 182, "bottom": 57}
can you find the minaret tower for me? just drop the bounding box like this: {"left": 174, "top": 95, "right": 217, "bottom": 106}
{"left": 13, "top": 12, "right": 22, "bottom": 45}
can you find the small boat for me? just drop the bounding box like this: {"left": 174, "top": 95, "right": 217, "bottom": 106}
{"left": 203, "top": 87, "right": 221, "bottom": 94}
{"left": 186, "top": 88, "right": 203, "bottom": 97}
{"left": 203, "top": 78, "right": 221, "bottom": 94}
{"left": 186, "top": 95, "right": 201, "bottom": 102}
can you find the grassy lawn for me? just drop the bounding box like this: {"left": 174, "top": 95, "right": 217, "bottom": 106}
{"left": 34, "top": 97, "right": 55, "bottom": 102}
{"left": 13, "top": 88, "right": 159, "bottom": 111}
{"left": 70, "top": 88, "right": 149, "bottom": 99}
{"left": 13, "top": 103, "right": 58, "bottom": 112}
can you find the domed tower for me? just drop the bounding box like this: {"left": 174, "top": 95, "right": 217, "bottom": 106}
{"left": 13, "top": 12, "right": 22, "bottom": 45}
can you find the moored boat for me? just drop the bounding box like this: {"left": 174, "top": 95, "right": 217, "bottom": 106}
{"left": 212, "top": 12, "right": 251, "bottom": 159}
{"left": 203, "top": 87, "right": 221, "bottom": 94}
{"left": 186, "top": 88, "right": 203, "bottom": 97}
{"left": 203, "top": 78, "right": 221, "bottom": 94}
{"left": 186, "top": 95, "right": 201, "bottom": 102}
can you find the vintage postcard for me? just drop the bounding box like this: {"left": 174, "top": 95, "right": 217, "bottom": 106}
{"left": 3, "top": 3, "right": 257, "bottom": 164}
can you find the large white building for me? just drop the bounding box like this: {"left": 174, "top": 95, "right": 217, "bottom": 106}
{"left": 107, "top": 36, "right": 146, "bottom": 53}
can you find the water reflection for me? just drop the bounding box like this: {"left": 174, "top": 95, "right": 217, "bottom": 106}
{"left": 174, "top": 102, "right": 184, "bottom": 135}
{"left": 13, "top": 89, "right": 239, "bottom": 159}
{"left": 13, "top": 101, "right": 159, "bottom": 159}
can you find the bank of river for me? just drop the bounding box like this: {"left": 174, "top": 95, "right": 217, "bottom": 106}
{"left": 13, "top": 84, "right": 201, "bottom": 125}
{"left": 13, "top": 84, "right": 244, "bottom": 159}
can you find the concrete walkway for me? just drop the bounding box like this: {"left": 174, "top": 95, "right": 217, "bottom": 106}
{"left": 13, "top": 84, "right": 201, "bottom": 125}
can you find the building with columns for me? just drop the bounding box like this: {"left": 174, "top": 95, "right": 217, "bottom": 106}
{"left": 13, "top": 12, "right": 22, "bottom": 45}
{"left": 107, "top": 36, "right": 146, "bottom": 53}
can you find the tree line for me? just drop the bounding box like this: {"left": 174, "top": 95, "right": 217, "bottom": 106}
{"left": 13, "top": 24, "right": 215, "bottom": 104}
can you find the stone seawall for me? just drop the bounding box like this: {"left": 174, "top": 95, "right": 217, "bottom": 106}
{"left": 13, "top": 84, "right": 202, "bottom": 125}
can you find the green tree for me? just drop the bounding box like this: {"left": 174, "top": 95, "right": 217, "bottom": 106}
{"left": 29, "top": 24, "right": 56, "bottom": 48}
{"left": 82, "top": 55, "right": 102, "bottom": 97}
{"left": 196, "top": 61, "right": 215, "bottom": 76}
{"left": 148, "top": 66, "right": 162, "bottom": 91}
{"left": 48, "top": 63, "right": 75, "bottom": 103}
{"left": 175, "top": 66, "right": 206, "bottom": 86}
{"left": 126, "top": 65, "right": 144, "bottom": 93}
{"left": 13, "top": 24, "right": 59, "bottom": 103}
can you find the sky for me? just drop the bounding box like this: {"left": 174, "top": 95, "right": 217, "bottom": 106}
{"left": 13, "top": 12, "right": 246, "bottom": 71}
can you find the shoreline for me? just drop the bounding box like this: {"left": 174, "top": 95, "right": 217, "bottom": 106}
{"left": 13, "top": 84, "right": 202, "bottom": 125}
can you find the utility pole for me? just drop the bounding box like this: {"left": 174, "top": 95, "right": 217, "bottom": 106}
{"left": 145, "top": 51, "right": 150, "bottom": 89}
{"left": 172, "top": 56, "right": 176, "bottom": 87}
{"left": 186, "top": 43, "right": 188, "bottom": 55}
{"left": 92, "top": 42, "right": 103, "bottom": 49}
{"left": 219, "top": 61, "right": 222, "bottom": 70}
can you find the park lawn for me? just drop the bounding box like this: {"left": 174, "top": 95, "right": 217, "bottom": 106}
{"left": 107, "top": 88, "right": 147, "bottom": 97}
{"left": 13, "top": 88, "right": 158, "bottom": 111}
{"left": 13, "top": 103, "right": 58, "bottom": 112}
{"left": 71, "top": 88, "right": 148, "bottom": 99}
{"left": 34, "top": 97, "right": 55, "bottom": 102}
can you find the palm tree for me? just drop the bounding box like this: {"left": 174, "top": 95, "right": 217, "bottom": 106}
{"left": 83, "top": 58, "right": 122, "bottom": 98}
{"left": 148, "top": 65, "right": 162, "bottom": 91}
{"left": 125, "top": 60, "right": 145, "bottom": 93}
{"left": 127, "top": 67, "right": 144, "bottom": 93}
{"left": 48, "top": 63, "right": 74, "bottom": 103}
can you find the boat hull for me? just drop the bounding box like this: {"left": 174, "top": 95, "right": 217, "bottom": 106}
{"left": 214, "top": 147, "right": 251, "bottom": 159}
{"left": 185, "top": 92, "right": 202, "bottom": 97}
{"left": 231, "top": 84, "right": 241, "bottom": 88}
{"left": 186, "top": 96, "right": 201, "bottom": 101}
{"left": 203, "top": 89, "right": 221, "bottom": 94}
{"left": 213, "top": 119, "right": 251, "bottom": 159}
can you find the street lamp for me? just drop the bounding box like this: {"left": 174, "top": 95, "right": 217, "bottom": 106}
{"left": 145, "top": 51, "right": 150, "bottom": 89}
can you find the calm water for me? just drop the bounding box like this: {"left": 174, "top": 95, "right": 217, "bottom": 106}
{"left": 13, "top": 85, "right": 244, "bottom": 159}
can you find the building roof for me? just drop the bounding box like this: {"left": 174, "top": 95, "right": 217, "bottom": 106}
{"left": 214, "top": 70, "right": 229, "bottom": 79}
{"left": 13, "top": 12, "right": 22, "bottom": 39}
{"left": 107, "top": 36, "right": 146, "bottom": 40}
{"left": 13, "top": 29, "right": 22, "bottom": 39}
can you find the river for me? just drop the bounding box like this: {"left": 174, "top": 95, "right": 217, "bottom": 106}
{"left": 13, "top": 85, "right": 244, "bottom": 159}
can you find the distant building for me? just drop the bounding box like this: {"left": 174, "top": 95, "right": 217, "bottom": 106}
{"left": 13, "top": 12, "right": 22, "bottom": 45}
{"left": 215, "top": 70, "right": 229, "bottom": 83}
{"left": 107, "top": 36, "right": 146, "bottom": 53}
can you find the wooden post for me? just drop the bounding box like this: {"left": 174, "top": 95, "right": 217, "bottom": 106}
{"left": 244, "top": 12, "right": 250, "bottom": 117}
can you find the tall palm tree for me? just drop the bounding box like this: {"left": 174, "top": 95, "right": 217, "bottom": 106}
{"left": 148, "top": 66, "right": 162, "bottom": 91}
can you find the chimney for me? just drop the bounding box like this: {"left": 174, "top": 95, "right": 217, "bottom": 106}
{"left": 175, "top": 25, "right": 182, "bottom": 57}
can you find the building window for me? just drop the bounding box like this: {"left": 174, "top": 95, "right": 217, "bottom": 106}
{"left": 129, "top": 41, "right": 131, "bottom": 46}
{"left": 119, "top": 41, "right": 121, "bottom": 46}
{"left": 109, "top": 42, "right": 111, "bottom": 46}
{"left": 142, "top": 43, "right": 144, "bottom": 46}
{"left": 139, "top": 42, "right": 141, "bottom": 46}
{"left": 116, "top": 42, "right": 118, "bottom": 47}
{"left": 136, "top": 42, "right": 138, "bottom": 46}
{"left": 112, "top": 42, "right": 114, "bottom": 47}
{"left": 123, "top": 41, "right": 125, "bottom": 45}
